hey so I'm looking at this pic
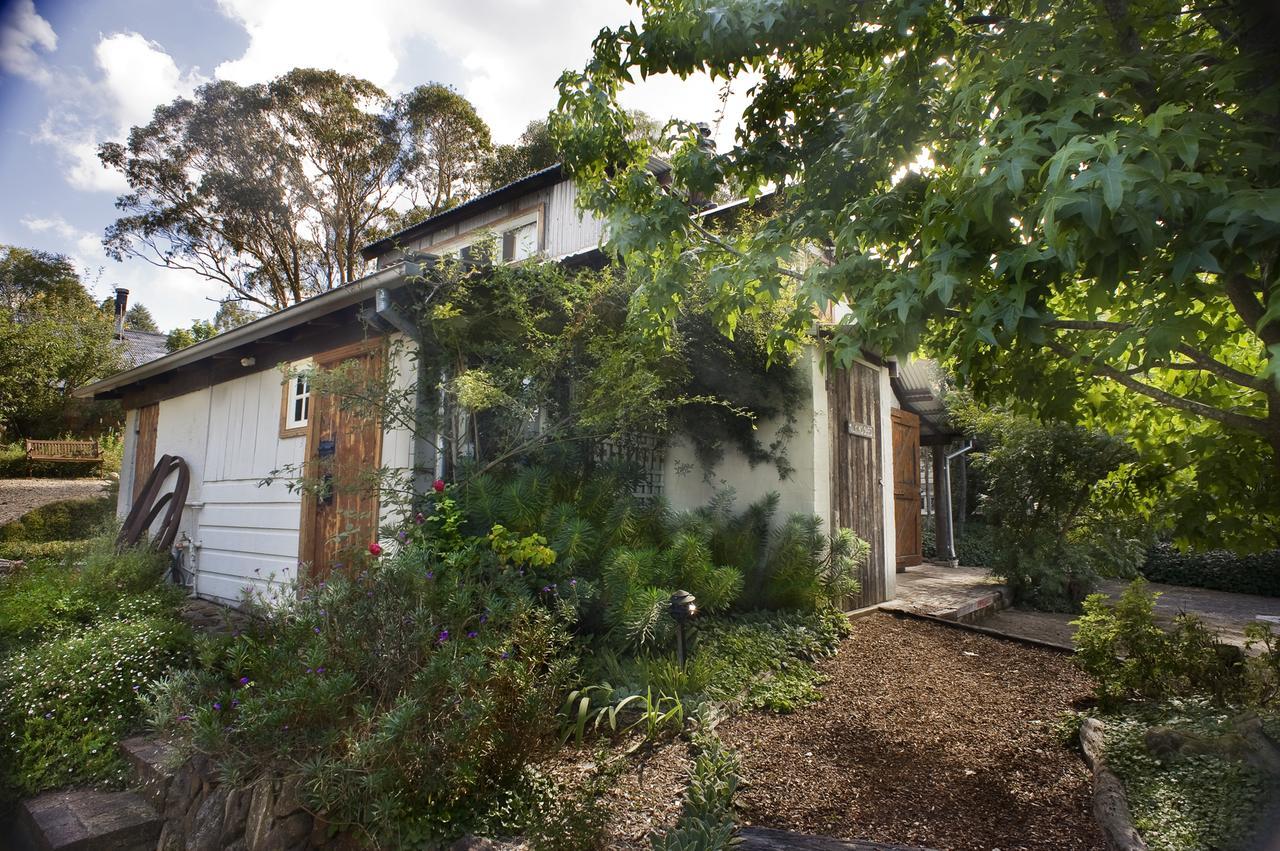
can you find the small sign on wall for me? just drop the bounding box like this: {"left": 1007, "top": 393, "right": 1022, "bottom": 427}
{"left": 847, "top": 420, "right": 875, "bottom": 439}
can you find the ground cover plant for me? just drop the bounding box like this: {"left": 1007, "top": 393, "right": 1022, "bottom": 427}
{"left": 0, "top": 535, "right": 192, "bottom": 801}
{"left": 1101, "top": 701, "right": 1274, "bottom": 851}
{"left": 1072, "top": 580, "right": 1280, "bottom": 849}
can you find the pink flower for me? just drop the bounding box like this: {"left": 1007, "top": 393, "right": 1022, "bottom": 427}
{"left": 369, "top": 542, "right": 383, "bottom": 556}
{"left": 432, "top": 479, "right": 446, "bottom": 493}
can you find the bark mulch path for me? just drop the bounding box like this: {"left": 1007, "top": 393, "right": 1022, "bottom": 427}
{"left": 718, "top": 613, "right": 1105, "bottom": 851}
{"left": 0, "top": 478, "right": 110, "bottom": 526}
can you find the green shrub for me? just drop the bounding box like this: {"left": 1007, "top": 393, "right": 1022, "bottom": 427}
{"left": 148, "top": 535, "right": 578, "bottom": 846}
{"left": 0, "top": 495, "right": 114, "bottom": 543}
{"left": 0, "top": 539, "right": 88, "bottom": 562}
{"left": 1073, "top": 580, "right": 1249, "bottom": 708}
{"left": 1142, "top": 543, "right": 1280, "bottom": 597}
{"left": 0, "top": 601, "right": 192, "bottom": 800}
{"left": 951, "top": 399, "right": 1145, "bottom": 610}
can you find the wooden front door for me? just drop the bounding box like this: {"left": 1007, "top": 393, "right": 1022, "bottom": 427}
{"left": 132, "top": 403, "right": 159, "bottom": 503}
{"left": 299, "top": 341, "right": 384, "bottom": 584}
{"left": 891, "top": 409, "right": 923, "bottom": 570}
{"left": 827, "top": 361, "right": 886, "bottom": 608}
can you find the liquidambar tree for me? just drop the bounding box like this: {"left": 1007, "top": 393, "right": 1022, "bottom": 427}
{"left": 552, "top": 0, "right": 1280, "bottom": 549}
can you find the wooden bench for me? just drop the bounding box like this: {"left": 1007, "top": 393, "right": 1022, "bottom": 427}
{"left": 24, "top": 439, "right": 103, "bottom": 463}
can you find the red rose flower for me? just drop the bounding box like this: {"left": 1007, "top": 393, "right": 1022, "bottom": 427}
{"left": 432, "top": 479, "right": 446, "bottom": 493}
{"left": 368, "top": 542, "right": 383, "bottom": 556}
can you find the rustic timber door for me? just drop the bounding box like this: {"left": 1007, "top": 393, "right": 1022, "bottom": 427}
{"left": 827, "top": 362, "right": 886, "bottom": 608}
{"left": 299, "top": 341, "right": 384, "bottom": 584}
{"left": 132, "top": 403, "right": 159, "bottom": 503}
{"left": 891, "top": 409, "right": 923, "bottom": 569}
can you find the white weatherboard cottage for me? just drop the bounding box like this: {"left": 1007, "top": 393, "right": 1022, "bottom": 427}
{"left": 78, "top": 165, "right": 935, "bottom": 610}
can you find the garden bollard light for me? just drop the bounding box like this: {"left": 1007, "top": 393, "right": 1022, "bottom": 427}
{"left": 668, "top": 589, "right": 698, "bottom": 669}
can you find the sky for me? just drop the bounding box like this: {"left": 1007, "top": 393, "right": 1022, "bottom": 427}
{"left": 0, "top": 0, "right": 751, "bottom": 330}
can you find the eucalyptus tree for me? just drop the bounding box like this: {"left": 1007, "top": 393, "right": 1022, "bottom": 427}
{"left": 396, "top": 83, "right": 493, "bottom": 217}
{"left": 553, "top": 0, "right": 1280, "bottom": 547}
{"left": 101, "top": 71, "right": 495, "bottom": 311}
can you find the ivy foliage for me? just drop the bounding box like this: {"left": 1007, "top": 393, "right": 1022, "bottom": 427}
{"left": 408, "top": 249, "right": 808, "bottom": 479}
{"left": 551, "top": 0, "right": 1280, "bottom": 549}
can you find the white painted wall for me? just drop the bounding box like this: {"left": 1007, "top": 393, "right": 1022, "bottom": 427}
{"left": 119, "top": 333, "right": 418, "bottom": 606}
{"left": 663, "top": 348, "right": 826, "bottom": 523}
{"left": 662, "top": 347, "right": 896, "bottom": 601}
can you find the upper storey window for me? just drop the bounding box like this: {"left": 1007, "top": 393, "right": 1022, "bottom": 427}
{"left": 437, "top": 207, "right": 542, "bottom": 266}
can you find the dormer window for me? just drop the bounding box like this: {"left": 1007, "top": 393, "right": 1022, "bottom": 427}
{"left": 435, "top": 206, "right": 543, "bottom": 266}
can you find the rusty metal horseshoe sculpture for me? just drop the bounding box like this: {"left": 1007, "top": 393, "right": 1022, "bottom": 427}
{"left": 117, "top": 454, "right": 190, "bottom": 552}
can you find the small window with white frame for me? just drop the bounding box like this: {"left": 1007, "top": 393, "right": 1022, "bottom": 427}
{"left": 280, "top": 363, "right": 313, "bottom": 437}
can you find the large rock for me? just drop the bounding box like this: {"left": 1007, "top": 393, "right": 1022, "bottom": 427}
{"left": 185, "top": 786, "right": 227, "bottom": 851}
{"left": 261, "top": 811, "right": 313, "bottom": 851}
{"left": 221, "top": 784, "right": 254, "bottom": 846}
{"left": 244, "top": 779, "right": 276, "bottom": 851}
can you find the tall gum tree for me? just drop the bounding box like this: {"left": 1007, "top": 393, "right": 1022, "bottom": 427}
{"left": 552, "top": 0, "right": 1280, "bottom": 549}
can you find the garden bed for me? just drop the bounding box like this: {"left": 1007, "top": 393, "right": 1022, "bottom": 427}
{"left": 718, "top": 613, "right": 1104, "bottom": 851}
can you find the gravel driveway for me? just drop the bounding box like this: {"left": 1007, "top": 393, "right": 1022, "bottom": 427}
{"left": 0, "top": 478, "right": 111, "bottom": 526}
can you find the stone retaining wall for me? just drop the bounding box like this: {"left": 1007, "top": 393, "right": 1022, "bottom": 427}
{"left": 124, "top": 737, "right": 348, "bottom": 851}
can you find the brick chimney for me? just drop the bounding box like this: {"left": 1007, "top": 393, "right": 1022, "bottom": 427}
{"left": 113, "top": 288, "right": 129, "bottom": 335}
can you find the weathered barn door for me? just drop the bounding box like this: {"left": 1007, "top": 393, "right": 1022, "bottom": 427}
{"left": 891, "top": 409, "right": 923, "bottom": 569}
{"left": 827, "top": 362, "right": 886, "bottom": 607}
{"left": 132, "top": 403, "right": 159, "bottom": 503}
{"left": 299, "top": 341, "right": 384, "bottom": 584}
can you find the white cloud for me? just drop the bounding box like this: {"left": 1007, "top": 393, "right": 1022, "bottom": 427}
{"left": 209, "top": 0, "right": 748, "bottom": 147}
{"left": 214, "top": 0, "right": 401, "bottom": 89}
{"left": 0, "top": 0, "right": 57, "bottom": 83}
{"left": 20, "top": 212, "right": 226, "bottom": 328}
{"left": 20, "top": 213, "right": 102, "bottom": 260}
{"left": 95, "top": 32, "right": 205, "bottom": 130}
{"left": 36, "top": 31, "right": 206, "bottom": 193}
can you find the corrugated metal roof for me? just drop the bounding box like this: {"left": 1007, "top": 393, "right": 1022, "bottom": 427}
{"left": 893, "top": 357, "right": 956, "bottom": 438}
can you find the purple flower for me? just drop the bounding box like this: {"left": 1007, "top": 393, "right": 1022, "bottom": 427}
{"left": 426, "top": 570, "right": 434, "bottom": 580}
{"left": 500, "top": 651, "right": 510, "bottom": 660}
{"left": 542, "top": 585, "right": 552, "bottom": 593}
{"left": 306, "top": 668, "right": 313, "bottom": 674}
{"left": 316, "top": 667, "right": 325, "bottom": 674}
{"left": 131, "top": 684, "right": 140, "bottom": 692}
{"left": 44, "top": 712, "right": 52, "bottom": 719}
{"left": 177, "top": 714, "right": 191, "bottom": 722}
{"left": 479, "top": 613, "right": 488, "bottom": 624}
{"left": 213, "top": 702, "right": 222, "bottom": 711}
{"left": 231, "top": 699, "right": 240, "bottom": 708}
{"left": 569, "top": 578, "right": 577, "bottom": 587}
{"left": 397, "top": 530, "right": 407, "bottom": 542}
{"left": 467, "top": 631, "right": 478, "bottom": 639}
{"left": 239, "top": 676, "right": 250, "bottom": 686}
{"left": 313, "top": 626, "right": 321, "bottom": 634}
{"left": 437, "top": 630, "right": 449, "bottom": 644}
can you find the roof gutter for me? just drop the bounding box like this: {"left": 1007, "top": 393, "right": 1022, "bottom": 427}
{"left": 75, "top": 261, "right": 421, "bottom": 399}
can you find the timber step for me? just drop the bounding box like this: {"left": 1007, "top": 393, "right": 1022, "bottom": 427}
{"left": 14, "top": 788, "right": 162, "bottom": 851}
{"left": 738, "top": 826, "right": 938, "bottom": 851}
